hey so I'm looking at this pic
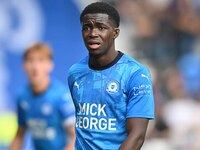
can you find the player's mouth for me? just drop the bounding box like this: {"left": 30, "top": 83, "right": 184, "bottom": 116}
{"left": 87, "top": 41, "right": 101, "bottom": 49}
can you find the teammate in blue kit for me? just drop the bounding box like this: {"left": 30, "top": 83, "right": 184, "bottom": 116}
{"left": 10, "top": 43, "right": 75, "bottom": 150}
{"left": 68, "top": 2, "right": 154, "bottom": 150}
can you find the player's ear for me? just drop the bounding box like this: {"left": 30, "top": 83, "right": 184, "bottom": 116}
{"left": 22, "top": 61, "right": 27, "bottom": 71}
{"left": 48, "top": 61, "right": 54, "bottom": 72}
{"left": 113, "top": 28, "right": 120, "bottom": 39}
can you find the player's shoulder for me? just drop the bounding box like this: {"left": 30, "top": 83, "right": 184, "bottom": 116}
{"left": 17, "top": 84, "right": 31, "bottom": 97}
{"left": 119, "top": 52, "right": 149, "bottom": 74}
{"left": 16, "top": 84, "right": 32, "bottom": 103}
{"left": 49, "top": 79, "right": 69, "bottom": 94}
{"left": 68, "top": 56, "right": 89, "bottom": 76}
{"left": 48, "top": 79, "right": 72, "bottom": 104}
{"left": 120, "top": 54, "right": 153, "bottom": 89}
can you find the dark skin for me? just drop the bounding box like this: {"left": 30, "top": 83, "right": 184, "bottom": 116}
{"left": 82, "top": 13, "right": 149, "bottom": 150}
{"left": 119, "top": 118, "right": 149, "bottom": 150}
{"left": 82, "top": 13, "right": 119, "bottom": 67}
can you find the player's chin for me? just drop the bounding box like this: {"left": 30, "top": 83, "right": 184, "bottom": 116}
{"left": 88, "top": 47, "right": 101, "bottom": 55}
{"left": 88, "top": 50, "right": 104, "bottom": 57}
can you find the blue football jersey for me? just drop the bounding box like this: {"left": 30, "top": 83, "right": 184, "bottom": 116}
{"left": 68, "top": 52, "right": 154, "bottom": 150}
{"left": 17, "top": 79, "right": 75, "bottom": 150}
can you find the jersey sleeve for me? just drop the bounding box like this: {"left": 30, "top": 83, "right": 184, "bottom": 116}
{"left": 17, "top": 98, "right": 26, "bottom": 127}
{"left": 57, "top": 90, "right": 75, "bottom": 128}
{"left": 126, "top": 68, "right": 154, "bottom": 119}
{"left": 67, "top": 70, "right": 74, "bottom": 94}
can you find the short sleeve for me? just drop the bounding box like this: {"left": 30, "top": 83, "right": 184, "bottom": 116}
{"left": 126, "top": 68, "right": 154, "bottom": 119}
{"left": 67, "top": 72, "right": 74, "bottom": 94}
{"left": 17, "top": 98, "right": 27, "bottom": 127}
{"left": 58, "top": 90, "right": 75, "bottom": 128}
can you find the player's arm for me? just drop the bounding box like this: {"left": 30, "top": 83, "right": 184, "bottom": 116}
{"left": 119, "top": 68, "right": 154, "bottom": 150}
{"left": 58, "top": 90, "right": 76, "bottom": 150}
{"left": 119, "top": 118, "right": 149, "bottom": 150}
{"left": 10, "top": 96, "right": 27, "bottom": 150}
{"left": 63, "top": 125, "right": 76, "bottom": 150}
{"left": 10, "top": 126, "right": 26, "bottom": 150}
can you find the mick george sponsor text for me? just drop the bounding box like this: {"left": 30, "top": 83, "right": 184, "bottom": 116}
{"left": 76, "top": 103, "right": 117, "bottom": 131}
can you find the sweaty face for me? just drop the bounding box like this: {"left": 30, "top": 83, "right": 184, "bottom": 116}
{"left": 81, "top": 13, "right": 119, "bottom": 57}
{"left": 23, "top": 51, "right": 53, "bottom": 85}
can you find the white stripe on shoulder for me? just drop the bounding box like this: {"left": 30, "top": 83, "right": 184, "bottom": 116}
{"left": 63, "top": 116, "right": 76, "bottom": 128}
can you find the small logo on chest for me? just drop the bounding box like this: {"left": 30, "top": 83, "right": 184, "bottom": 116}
{"left": 74, "top": 81, "right": 80, "bottom": 89}
{"left": 20, "top": 100, "right": 29, "bottom": 110}
{"left": 106, "top": 80, "right": 119, "bottom": 94}
{"left": 41, "top": 103, "right": 52, "bottom": 115}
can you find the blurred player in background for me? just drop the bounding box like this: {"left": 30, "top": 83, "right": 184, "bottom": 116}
{"left": 10, "top": 43, "right": 75, "bottom": 150}
{"left": 68, "top": 2, "right": 154, "bottom": 150}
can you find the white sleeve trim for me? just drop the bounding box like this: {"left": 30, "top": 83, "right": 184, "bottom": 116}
{"left": 63, "top": 116, "right": 75, "bottom": 128}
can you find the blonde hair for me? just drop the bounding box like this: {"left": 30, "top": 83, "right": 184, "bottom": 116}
{"left": 23, "top": 43, "right": 53, "bottom": 61}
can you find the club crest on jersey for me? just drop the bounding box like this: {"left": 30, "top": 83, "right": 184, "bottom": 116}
{"left": 106, "top": 81, "right": 119, "bottom": 94}
{"left": 42, "top": 103, "right": 52, "bottom": 115}
{"left": 20, "top": 100, "right": 29, "bottom": 110}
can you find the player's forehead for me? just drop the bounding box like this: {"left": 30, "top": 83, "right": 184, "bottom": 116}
{"left": 82, "top": 13, "right": 111, "bottom": 25}
{"left": 25, "top": 50, "right": 50, "bottom": 60}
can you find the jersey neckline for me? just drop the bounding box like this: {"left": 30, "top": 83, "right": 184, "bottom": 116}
{"left": 88, "top": 51, "right": 123, "bottom": 71}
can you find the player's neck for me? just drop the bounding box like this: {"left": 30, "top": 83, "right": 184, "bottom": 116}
{"left": 31, "top": 77, "right": 51, "bottom": 94}
{"left": 89, "top": 50, "right": 119, "bottom": 69}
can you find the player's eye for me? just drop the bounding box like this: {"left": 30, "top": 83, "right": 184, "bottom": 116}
{"left": 82, "top": 26, "right": 90, "bottom": 31}
{"left": 98, "top": 26, "right": 105, "bottom": 31}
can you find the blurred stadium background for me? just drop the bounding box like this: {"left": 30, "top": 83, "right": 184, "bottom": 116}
{"left": 0, "top": 0, "right": 200, "bottom": 149}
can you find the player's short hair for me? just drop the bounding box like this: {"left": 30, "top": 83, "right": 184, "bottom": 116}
{"left": 80, "top": 2, "right": 120, "bottom": 27}
{"left": 23, "top": 43, "right": 53, "bottom": 61}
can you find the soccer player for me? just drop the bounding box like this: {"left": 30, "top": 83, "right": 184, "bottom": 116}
{"left": 10, "top": 43, "right": 75, "bottom": 150}
{"left": 67, "top": 2, "right": 155, "bottom": 150}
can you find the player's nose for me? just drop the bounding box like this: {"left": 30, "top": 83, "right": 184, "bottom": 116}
{"left": 89, "top": 28, "right": 98, "bottom": 37}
